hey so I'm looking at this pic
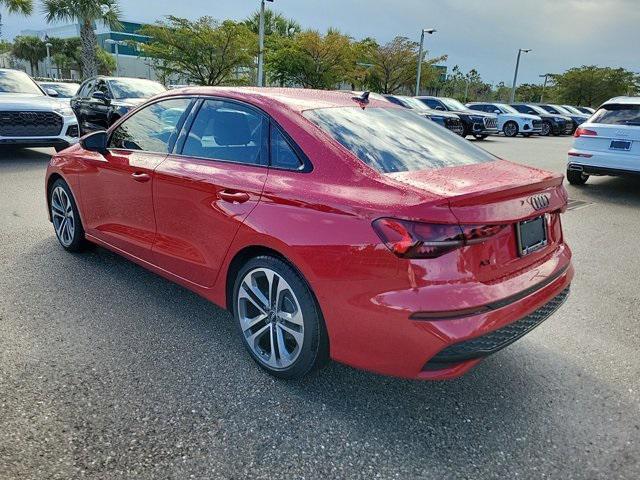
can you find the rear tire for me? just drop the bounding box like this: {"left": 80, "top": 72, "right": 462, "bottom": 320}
{"left": 49, "top": 178, "right": 89, "bottom": 252}
{"left": 233, "top": 255, "right": 329, "bottom": 379}
{"left": 503, "top": 121, "right": 519, "bottom": 137}
{"left": 566, "top": 169, "right": 589, "bottom": 185}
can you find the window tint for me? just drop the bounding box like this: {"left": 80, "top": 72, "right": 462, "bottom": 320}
{"left": 79, "top": 79, "right": 95, "bottom": 97}
{"left": 591, "top": 104, "right": 640, "bottom": 125}
{"left": 512, "top": 105, "right": 528, "bottom": 114}
{"left": 271, "top": 126, "right": 302, "bottom": 169}
{"left": 95, "top": 80, "right": 110, "bottom": 96}
{"left": 423, "top": 99, "right": 440, "bottom": 109}
{"left": 468, "top": 104, "right": 484, "bottom": 112}
{"left": 109, "top": 98, "right": 192, "bottom": 152}
{"left": 304, "top": 106, "right": 495, "bottom": 174}
{"left": 182, "top": 100, "right": 267, "bottom": 165}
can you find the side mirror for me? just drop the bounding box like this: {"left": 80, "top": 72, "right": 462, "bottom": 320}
{"left": 45, "top": 88, "right": 59, "bottom": 97}
{"left": 493, "top": 109, "right": 501, "bottom": 114}
{"left": 91, "top": 91, "right": 110, "bottom": 103}
{"left": 434, "top": 105, "right": 445, "bottom": 111}
{"left": 80, "top": 130, "right": 108, "bottom": 153}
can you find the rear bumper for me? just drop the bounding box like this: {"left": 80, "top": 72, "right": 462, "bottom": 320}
{"left": 567, "top": 149, "right": 640, "bottom": 176}
{"left": 325, "top": 244, "right": 573, "bottom": 380}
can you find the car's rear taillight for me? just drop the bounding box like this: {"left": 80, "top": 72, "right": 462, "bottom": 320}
{"left": 574, "top": 127, "right": 597, "bottom": 138}
{"left": 372, "top": 218, "right": 506, "bottom": 259}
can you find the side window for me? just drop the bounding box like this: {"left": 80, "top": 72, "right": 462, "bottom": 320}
{"left": 270, "top": 126, "right": 302, "bottom": 170}
{"left": 468, "top": 104, "right": 482, "bottom": 112}
{"left": 96, "top": 80, "right": 110, "bottom": 96}
{"left": 181, "top": 100, "right": 267, "bottom": 166}
{"left": 79, "top": 79, "right": 95, "bottom": 97}
{"left": 109, "top": 98, "right": 192, "bottom": 153}
{"left": 424, "top": 99, "right": 439, "bottom": 109}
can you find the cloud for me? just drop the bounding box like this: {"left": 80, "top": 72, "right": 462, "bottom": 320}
{"left": 3, "top": 0, "right": 637, "bottom": 85}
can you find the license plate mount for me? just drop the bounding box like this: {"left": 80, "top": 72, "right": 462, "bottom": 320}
{"left": 610, "top": 140, "right": 632, "bottom": 151}
{"left": 516, "top": 215, "right": 548, "bottom": 256}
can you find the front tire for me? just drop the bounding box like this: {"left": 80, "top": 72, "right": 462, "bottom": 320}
{"left": 503, "top": 121, "right": 519, "bottom": 137}
{"left": 49, "top": 179, "right": 88, "bottom": 252}
{"left": 233, "top": 255, "right": 329, "bottom": 379}
{"left": 566, "top": 169, "right": 589, "bottom": 185}
{"left": 541, "top": 121, "right": 552, "bottom": 136}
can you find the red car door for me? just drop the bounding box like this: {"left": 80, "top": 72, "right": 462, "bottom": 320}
{"left": 78, "top": 97, "right": 193, "bottom": 261}
{"left": 152, "top": 99, "right": 269, "bottom": 287}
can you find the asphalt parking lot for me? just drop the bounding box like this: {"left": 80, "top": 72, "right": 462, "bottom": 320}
{"left": 1, "top": 136, "right": 638, "bottom": 479}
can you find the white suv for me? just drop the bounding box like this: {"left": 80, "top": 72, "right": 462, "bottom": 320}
{"left": 0, "top": 69, "right": 79, "bottom": 152}
{"left": 567, "top": 96, "right": 640, "bottom": 185}
{"left": 467, "top": 102, "right": 543, "bottom": 137}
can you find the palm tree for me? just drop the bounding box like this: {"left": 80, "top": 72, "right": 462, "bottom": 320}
{"left": 12, "top": 35, "right": 46, "bottom": 75}
{"left": 43, "top": 0, "right": 121, "bottom": 79}
{"left": 1, "top": 0, "right": 33, "bottom": 15}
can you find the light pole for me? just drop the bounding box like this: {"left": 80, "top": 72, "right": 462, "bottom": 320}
{"left": 509, "top": 48, "right": 531, "bottom": 103}
{"left": 105, "top": 39, "right": 126, "bottom": 76}
{"left": 257, "top": 0, "right": 274, "bottom": 87}
{"left": 415, "top": 28, "right": 436, "bottom": 96}
{"left": 45, "top": 42, "right": 52, "bottom": 78}
{"left": 539, "top": 73, "right": 551, "bottom": 102}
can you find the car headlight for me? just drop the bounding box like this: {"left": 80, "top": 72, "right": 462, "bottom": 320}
{"left": 55, "top": 106, "right": 75, "bottom": 117}
{"left": 470, "top": 116, "right": 485, "bottom": 122}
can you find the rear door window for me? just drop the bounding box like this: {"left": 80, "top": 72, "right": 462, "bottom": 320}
{"left": 181, "top": 100, "right": 268, "bottom": 166}
{"left": 590, "top": 104, "right": 640, "bottom": 126}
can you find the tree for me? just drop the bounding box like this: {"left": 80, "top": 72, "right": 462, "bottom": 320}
{"left": 12, "top": 35, "right": 46, "bottom": 75}
{"left": 515, "top": 83, "right": 546, "bottom": 103}
{"left": 96, "top": 46, "right": 115, "bottom": 75}
{"left": 139, "top": 16, "right": 256, "bottom": 86}
{"left": 0, "top": 39, "right": 12, "bottom": 54}
{"left": 364, "top": 36, "right": 446, "bottom": 94}
{"left": 550, "top": 66, "right": 639, "bottom": 106}
{"left": 43, "top": 0, "right": 121, "bottom": 79}
{"left": 0, "top": 0, "right": 32, "bottom": 15}
{"left": 267, "top": 29, "right": 356, "bottom": 89}
{"left": 244, "top": 8, "right": 300, "bottom": 37}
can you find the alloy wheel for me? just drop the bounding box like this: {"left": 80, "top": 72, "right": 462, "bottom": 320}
{"left": 542, "top": 122, "right": 551, "bottom": 136}
{"left": 51, "top": 186, "right": 75, "bottom": 247}
{"left": 504, "top": 123, "right": 518, "bottom": 137}
{"left": 237, "top": 268, "right": 304, "bottom": 370}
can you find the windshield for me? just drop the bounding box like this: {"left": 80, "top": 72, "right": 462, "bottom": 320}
{"left": 303, "top": 107, "right": 495, "bottom": 174}
{"left": 400, "top": 96, "right": 431, "bottom": 110}
{"left": 0, "top": 70, "right": 43, "bottom": 95}
{"left": 562, "top": 105, "right": 582, "bottom": 115}
{"left": 590, "top": 104, "right": 640, "bottom": 126}
{"left": 525, "top": 104, "right": 547, "bottom": 115}
{"left": 108, "top": 79, "right": 166, "bottom": 99}
{"left": 39, "top": 82, "right": 79, "bottom": 98}
{"left": 496, "top": 104, "right": 519, "bottom": 114}
{"left": 440, "top": 98, "right": 468, "bottom": 111}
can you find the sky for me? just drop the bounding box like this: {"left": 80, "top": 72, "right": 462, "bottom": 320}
{"left": 2, "top": 0, "right": 638, "bottom": 85}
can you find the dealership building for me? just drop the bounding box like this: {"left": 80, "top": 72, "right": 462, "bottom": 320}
{"left": 17, "top": 20, "right": 158, "bottom": 80}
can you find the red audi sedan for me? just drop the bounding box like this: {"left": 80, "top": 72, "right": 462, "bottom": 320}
{"left": 46, "top": 88, "right": 573, "bottom": 380}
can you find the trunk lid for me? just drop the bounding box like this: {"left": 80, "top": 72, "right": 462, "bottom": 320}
{"left": 387, "top": 160, "right": 567, "bottom": 281}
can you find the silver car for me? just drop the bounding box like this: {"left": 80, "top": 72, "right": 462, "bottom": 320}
{"left": 0, "top": 69, "right": 79, "bottom": 152}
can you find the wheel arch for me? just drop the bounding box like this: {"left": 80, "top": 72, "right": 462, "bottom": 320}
{"left": 46, "top": 173, "right": 65, "bottom": 222}
{"left": 224, "top": 243, "right": 331, "bottom": 357}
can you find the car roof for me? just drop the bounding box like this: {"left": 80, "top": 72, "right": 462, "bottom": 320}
{"left": 602, "top": 96, "right": 640, "bottom": 106}
{"left": 165, "top": 87, "right": 397, "bottom": 113}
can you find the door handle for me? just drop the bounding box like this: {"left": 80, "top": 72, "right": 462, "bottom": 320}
{"left": 218, "top": 190, "right": 250, "bottom": 204}
{"left": 131, "top": 172, "right": 151, "bottom": 182}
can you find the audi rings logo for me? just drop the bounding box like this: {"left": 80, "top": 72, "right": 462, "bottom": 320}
{"left": 19, "top": 112, "right": 39, "bottom": 120}
{"left": 528, "top": 194, "right": 550, "bottom": 211}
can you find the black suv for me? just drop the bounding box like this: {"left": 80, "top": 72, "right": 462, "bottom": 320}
{"left": 510, "top": 103, "right": 573, "bottom": 136}
{"left": 537, "top": 104, "right": 589, "bottom": 134}
{"left": 384, "top": 95, "right": 465, "bottom": 136}
{"left": 415, "top": 96, "right": 498, "bottom": 140}
{"left": 71, "top": 76, "right": 166, "bottom": 133}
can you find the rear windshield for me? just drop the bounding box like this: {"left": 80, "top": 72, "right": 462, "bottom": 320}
{"left": 590, "top": 104, "right": 640, "bottom": 126}
{"left": 303, "top": 107, "right": 495, "bottom": 173}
